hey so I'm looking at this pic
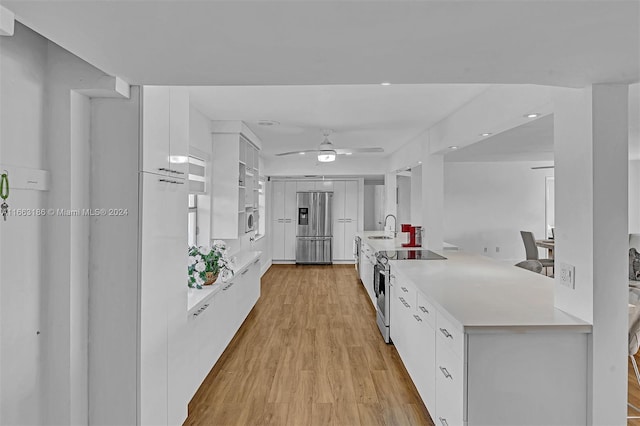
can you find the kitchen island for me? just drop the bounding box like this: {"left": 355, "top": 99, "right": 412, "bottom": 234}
{"left": 389, "top": 251, "right": 591, "bottom": 426}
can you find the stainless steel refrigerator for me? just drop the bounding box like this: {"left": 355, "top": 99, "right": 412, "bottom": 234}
{"left": 296, "top": 191, "right": 333, "bottom": 264}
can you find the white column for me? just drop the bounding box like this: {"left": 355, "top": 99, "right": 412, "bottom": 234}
{"left": 422, "top": 153, "right": 444, "bottom": 251}
{"left": 554, "top": 84, "right": 629, "bottom": 424}
{"left": 384, "top": 172, "right": 397, "bottom": 230}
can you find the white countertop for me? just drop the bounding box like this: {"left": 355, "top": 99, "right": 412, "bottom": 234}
{"left": 390, "top": 251, "right": 591, "bottom": 333}
{"left": 187, "top": 250, "right": 261, "bottom": 314}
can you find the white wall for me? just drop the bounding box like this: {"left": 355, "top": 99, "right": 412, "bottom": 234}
{"left": 0, "top": 21, "right": 119, "bottom": 425}
{"left": 630, "top": 160, "right": 640, "bottom": 233}
{"left": 363, "top": 184, "right": 384, "bottom": 231}
{"left": 554, "top": 85, "right": 629, "bottom": 424}
{"left": 410, "top": 165, "right": 422, "bottom": 225}
{"left": 0, "top": 22, "right": 47, "bottom": 426}
{"left": 396, "top": 175, "right": 411, "bottom": 228}
{"left": 443, "top": 161, "right": 554, "bottom": 262}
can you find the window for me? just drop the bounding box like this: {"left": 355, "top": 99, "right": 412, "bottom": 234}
{"left": 188, "top": 156, "right": 206, "bottom": 194}
{"left": 188, "top": 193, "right": 197, "bottom": 247}
{"left": 257, "top": 176, "right": 266, "bottom": 238}
{"left": 187, "top": 154, "right": 207, "bottom": 247}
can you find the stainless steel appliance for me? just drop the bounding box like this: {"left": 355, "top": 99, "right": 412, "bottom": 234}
{"left": 374, "top": 249, "right": 447, "bottom": 343}
{"left": 295, "top": 191, "right": 333, "bottom": 264}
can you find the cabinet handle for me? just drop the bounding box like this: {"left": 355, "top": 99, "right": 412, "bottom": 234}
{"left": 241, "top": 269, "right": 249, "bottom": 276}
{"left": 193, "top": 303, "right": 209, "bottom": 317}
{"left": 439, "top": 417, "right": 449, "bottom": 426}
{"left": 401, "top": 286, "right": 409, "bottom": 293}
{"left": 159, "top": 178, "right": 184, "bottom": 185}
{"left": 419, "top": 306, "right": 429, "bottom": 314}
{"left": 439, "top": 328, "right": 453, "bottom": 339}
{"left": 413, "top": 314, "right": 422, "bottom": 322}
{"left": 253, "top": 259, "right": 260, "bottom": 265}
{"left": 398, "top": 297, "right": 410, "bottom": 308}
{"left": 158, "top": 167, "right": 185, "bottom": 175}
{"left": 439, "top": 366, "right": 452, "bottom": 380}
{"left": 223, "top": 282, "right": 235, "bottom": 290}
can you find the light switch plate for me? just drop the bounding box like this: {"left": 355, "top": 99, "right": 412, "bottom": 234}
{"left": 559, "top": 262, "right": 575, "bottom": 289}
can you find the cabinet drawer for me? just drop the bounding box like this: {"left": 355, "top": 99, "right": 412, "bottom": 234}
{"left": 416, "top": 291, "right": 436, "bottom": 327}
{"left": 435, "top": 342, "right": 464, "bottom": 426}
{"left": 436, "top": 310, "right": 464, "bottom": 357}
{"left": 396, "top": 279, "right": 416, "bottom": 309}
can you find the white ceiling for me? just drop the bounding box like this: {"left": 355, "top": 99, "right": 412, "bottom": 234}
{"left": 189, "top": 84, "right": 489, "bottom": 157}
{"left": 5, "top": 1, "right": 638, "bottom": 163}
{"left": 5, "top": 1, "right": 639, "bottom": 88}
{"left": 445, "top": 114, "right": 554, "bottom": 162}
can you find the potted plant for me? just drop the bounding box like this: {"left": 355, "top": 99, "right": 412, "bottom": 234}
{"left": 188, "top": 240, "right": 234, "bottom": 289}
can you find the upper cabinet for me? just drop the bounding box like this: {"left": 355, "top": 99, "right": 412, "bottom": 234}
{"left": 141, "top": 86, "right": 189, "bottom": 178}
{"left": 210, "top": 121, "right": 261, "bottom": 239}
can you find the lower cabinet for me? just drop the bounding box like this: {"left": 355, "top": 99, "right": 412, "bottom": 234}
{"left": 185, "top": 256, "right": 261, "bottom": 401}
{"left": 390, "top": 275, "right": 436, "bottom": 411}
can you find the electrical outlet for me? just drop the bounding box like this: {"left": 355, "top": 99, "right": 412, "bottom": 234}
{"left": 559, "top": 262, "right": 575, "bottom": 289}
{"left": 483, "top": 247, "right": 488, "bottom": 253}
{"left": 495, "top": 246, "right": 500, "bottom": 253}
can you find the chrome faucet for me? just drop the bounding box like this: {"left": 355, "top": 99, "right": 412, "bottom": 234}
{"left": 384, "top": 214, "right": 397, "bottom": 237}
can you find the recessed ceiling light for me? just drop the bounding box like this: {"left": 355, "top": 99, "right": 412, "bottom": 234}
{"left": 524, "top": 113, "right": 540, "bottom": 118}
{"left": 257, "top": 120, "right": 279, "bottom": 126}
{"left": 449, "top": 146, "right": 459, "bottom": 150}
{"left": 299, "top": 152, "right": 305, "bottom": 155}
{"left": 345, "top": 152, "right": 352, "bottom": 155}
{"left": 380, "top": 82, "right": 391, "bottom": 86}
{"left": 480, "top": 133, "right": 492, "bottom": 137}
{"left": 418, "top": 161, "right": 422, "bottom": 164}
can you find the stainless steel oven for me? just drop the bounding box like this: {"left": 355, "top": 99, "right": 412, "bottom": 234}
{"left": 374, "top": 250, "right": 447, "bottom": 344}
{"left": 374, "top": 254, "right": 390, "bottom": 342}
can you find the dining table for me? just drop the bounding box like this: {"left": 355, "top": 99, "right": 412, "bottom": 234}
{"left": 536, "top": 238, "right": 555, "bottom": 259}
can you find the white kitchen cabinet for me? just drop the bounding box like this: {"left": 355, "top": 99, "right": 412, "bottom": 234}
{"left": 89, "top": 87, "right": 191, "bottom": 426}
{"left": 390, "top": 263, "right": 588, "bottom": 426}
{"left": 185, "top": 254, "right": 262, "bottom": 400}
{"left": 332, "top": 180, "right": 359, "bottom": 261}
{"left": 271, "top": 180, "right": 297, "bottom": 261}
{"left": 142, "top": 86, "right": 189, "bottom": 178}
{"left": 211, "top": 123, "right": 261, "bottom": 239}
{"left": 358, "top": 242, "right": 376, "bottom": 307}
{"left": 412, "top": 305, "right": 436, "bottom": 412}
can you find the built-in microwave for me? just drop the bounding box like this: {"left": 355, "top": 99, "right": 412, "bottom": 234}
{"left": 245, "top": 208, "right": 255, "bottom": 233}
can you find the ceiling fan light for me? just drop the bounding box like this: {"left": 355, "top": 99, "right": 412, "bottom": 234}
{"left": 317, "top": 151, "right": 336, "bottom": 162}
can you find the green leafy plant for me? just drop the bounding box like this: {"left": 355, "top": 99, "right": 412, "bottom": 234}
{"left": 187, "top": 240, "right": 234, "bottom": 289}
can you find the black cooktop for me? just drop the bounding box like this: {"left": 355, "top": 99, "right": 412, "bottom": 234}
{"left": 380, "top": 250, "right": 447, "bottom": 260}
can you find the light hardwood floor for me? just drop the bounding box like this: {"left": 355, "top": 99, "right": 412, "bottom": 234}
{"left": 630, "top": 353, "right": 640, "bottom": 425}
{"left": 185, "top": 264, "right": 434, "bottom": 426}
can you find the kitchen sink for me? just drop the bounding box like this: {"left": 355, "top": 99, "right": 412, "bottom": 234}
{"left": 368, "top": 236, "right": 393, "bottom": 240}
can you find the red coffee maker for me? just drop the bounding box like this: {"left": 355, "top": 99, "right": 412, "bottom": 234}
{"left": 401, "top": 224, "right": 422, "bottom": 247}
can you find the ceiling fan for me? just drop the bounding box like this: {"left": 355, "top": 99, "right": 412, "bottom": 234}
{"left": 275, "top": 130, "right": 383, "bottom": 162}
